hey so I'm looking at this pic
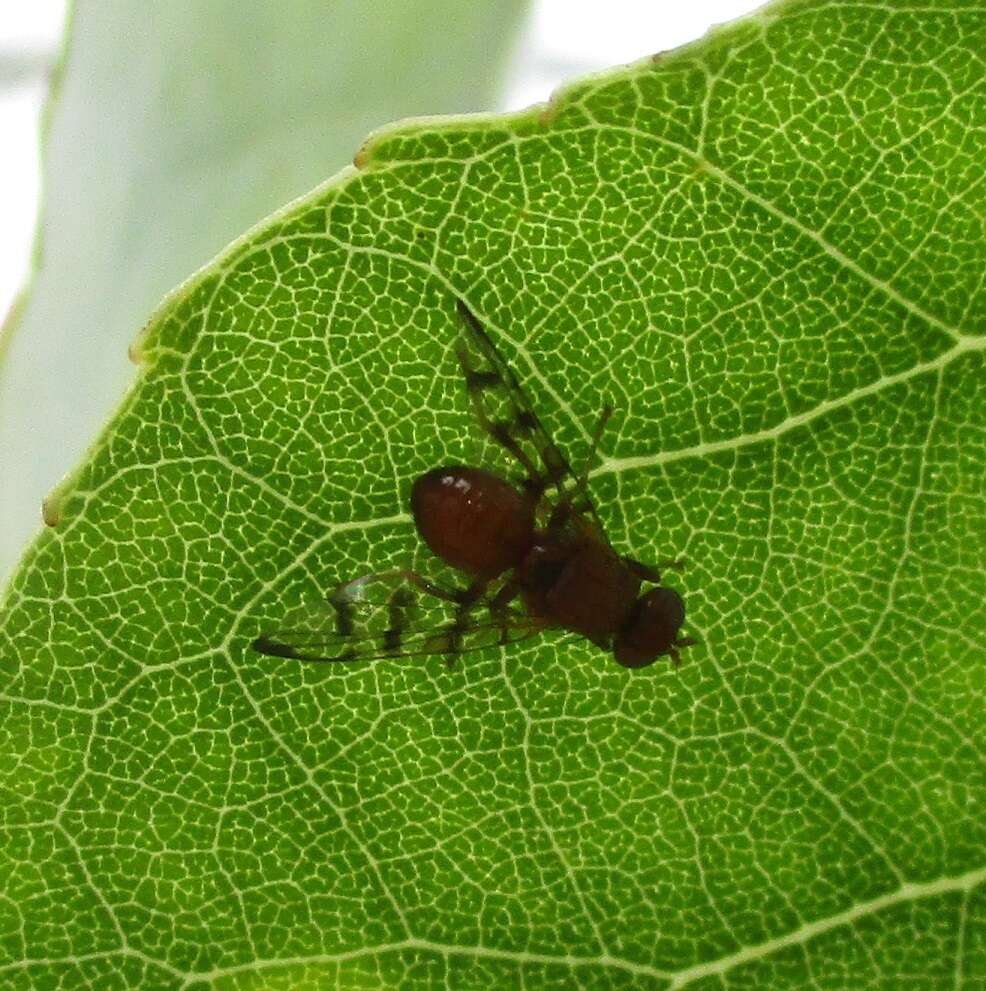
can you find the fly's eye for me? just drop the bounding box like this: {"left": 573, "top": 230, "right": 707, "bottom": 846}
{"left": 642, "top": 587, "right": 685, "bottom": 631}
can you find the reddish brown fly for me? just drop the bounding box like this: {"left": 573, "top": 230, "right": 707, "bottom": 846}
{"left": 253, "top": 299, "right": 695, "bottom": 669}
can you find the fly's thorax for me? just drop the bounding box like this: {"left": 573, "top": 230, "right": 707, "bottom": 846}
{"left": 519, "top": 533, "right": 641, "bottom": 643}
{"left": 516, "top": 533, "right": 568, "bottom": 618}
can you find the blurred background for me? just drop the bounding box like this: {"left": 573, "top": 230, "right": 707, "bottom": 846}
{"left": 0, "top": 0, "right": 761, "bottom": 579}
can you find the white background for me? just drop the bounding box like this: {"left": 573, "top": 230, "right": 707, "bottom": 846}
{"left": 0, "top": 1, "right": 763, "bottom": 325}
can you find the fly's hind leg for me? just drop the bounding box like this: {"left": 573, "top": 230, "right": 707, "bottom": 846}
{"left": 487, "top": 577, "right": 522, "bottom": 646}
{"left": 330, "top": 570, "right": 485, "bottom": 607}
{"left": 545, "top": 405, "right": 614, "bottom": 533}
{"left": 438, "top": 577, "right": 490, "bottom": 669}
{"left": 328, "top": 570, "right": 487, "bottom": 666}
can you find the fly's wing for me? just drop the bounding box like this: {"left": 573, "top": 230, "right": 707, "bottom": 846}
{"left": 455, "top": 298, "right": 612, "bottom": 543}
{"left": 252, "top": 570, "right": 547, "bottom": 663}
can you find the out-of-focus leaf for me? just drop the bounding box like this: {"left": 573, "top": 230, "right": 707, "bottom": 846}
{"left": 0, "top": 0, "right": 529, "bottom": 577}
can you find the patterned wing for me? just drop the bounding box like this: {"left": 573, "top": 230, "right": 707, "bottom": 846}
{"left": 252, "top": 570, "right": 548, "bottom": 664}
{"left": 455, "top": 298, "right": 612, "bottom": 542}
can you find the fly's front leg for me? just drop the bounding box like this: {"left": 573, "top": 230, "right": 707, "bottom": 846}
{"left": 669, "top": 635, "right": 698, "bottom": 668}
{"left": 622, "top": 556, "right": 685, "bottom": 584}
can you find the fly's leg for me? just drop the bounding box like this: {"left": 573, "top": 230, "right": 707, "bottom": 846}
{"left": 457, "top": 341, "right": 547, "bottom": 491}
{"left": 442, "top": 578, "right": 491, "bottom": 669}
{"left": 547, "top": 405, "right": 614, "bottom": 531}
{"left": 571, "top": 404, "right": 613, "bottom": 495}
{"left": 488, "top": 577, "right": 522, "bottom": 645}
{"left": 329, "top": 570, "right": 487, "bottom": 666}
{"left": 622, "top": 557, "right": 686, "bottom": 584}
{"left": 330, "top": 570, "right": 484, "bottom": 606}
{"left": 668, "top": 636, "right": 698, "bottom": 668}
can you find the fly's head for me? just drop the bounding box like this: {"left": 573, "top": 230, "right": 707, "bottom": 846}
{"left": 613, "top": 586, "right": 689, "bottom": 669}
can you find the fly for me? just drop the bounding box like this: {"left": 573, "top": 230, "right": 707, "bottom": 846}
{"left": 252, "top": 299, "right": 695, "bottom": 669}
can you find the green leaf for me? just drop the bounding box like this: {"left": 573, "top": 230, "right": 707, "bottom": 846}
{"left": 2, "top": 0, "right": 984, "bottom": 988}
{"left": 0, "top": 0, "right": 529, "bottom": 580}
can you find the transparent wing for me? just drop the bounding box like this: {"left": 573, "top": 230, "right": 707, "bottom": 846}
{"left": 252, "top": 569, "right": 548, "bottom": 664}
{"left": 455, "top": 298, "right": 612, "bottom": 543}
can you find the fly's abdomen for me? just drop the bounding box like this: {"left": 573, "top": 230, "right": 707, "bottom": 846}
{"left": 411, "top": 466, "right": 535, "bottom": 578}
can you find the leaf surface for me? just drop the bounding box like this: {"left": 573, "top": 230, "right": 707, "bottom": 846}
{"left": 1, "top": 1, "right": 984, "bottom": 988}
